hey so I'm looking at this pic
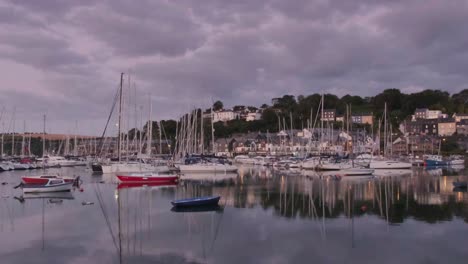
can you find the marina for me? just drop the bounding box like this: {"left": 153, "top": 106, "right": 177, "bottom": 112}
{"left": 1, "top": 1, "right": 468, "bottom": 262}
{"left": 0, "top": 165, "right": 468, "bottom": 263}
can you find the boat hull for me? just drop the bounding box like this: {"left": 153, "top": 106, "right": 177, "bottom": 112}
{"left": 22, "top": 182, "right": 73, "bottom": 193}
{"left": 102, "top": 163, "right": 170, "bottom": 174}
{"left": 116, "top": 175, "right": 178, "bottom": 183}
{"left": 22, "top": 177, "right": 74, "bottom": 185}
{"left": 171, "top": 196, "right": 221, "bottom": 207}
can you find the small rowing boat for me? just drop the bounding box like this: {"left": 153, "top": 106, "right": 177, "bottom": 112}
{"left": 22, "top": 175, "right": 76, "bottom": 184}
{"left": 21, "top": 179, "right": 73, "bottom": 193}
{"left": 171, "top": 196, "right": 221, "bottom": 207}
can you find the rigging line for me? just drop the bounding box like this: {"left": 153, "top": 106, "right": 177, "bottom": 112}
{"left": 97, "top": 85, "right": 121, "bottom": 157}
{"left": 94, "top": 183, "right": 119, "bottom": 253}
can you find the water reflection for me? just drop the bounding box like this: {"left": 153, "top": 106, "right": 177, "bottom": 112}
{"left": 0, "top": 166, "right": 468, "bottom": 263}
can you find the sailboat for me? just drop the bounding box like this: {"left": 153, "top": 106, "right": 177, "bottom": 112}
{"left": 101, "top": 73, "right": 171, "bottom": 174}
{"left": 175, "top": 107, "right": 238, "bottom": 174}
{"left": 369, "top": 103, "right": 411, "bottom": 170}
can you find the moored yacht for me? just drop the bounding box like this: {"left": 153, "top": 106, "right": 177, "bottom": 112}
{"left": 0, "top": 161, "right": 14, "bottom": 171}
{"left": 178, "top": 156, "right": 237, "bottom": 173}
{"left": 36, "top": 156, "right": 77, "bottom": 167}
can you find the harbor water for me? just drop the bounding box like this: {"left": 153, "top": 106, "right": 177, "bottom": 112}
{"left": 0, "top": 166, "right": 467, "bottom": 263}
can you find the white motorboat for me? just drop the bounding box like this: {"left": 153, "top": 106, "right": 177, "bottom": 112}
{"left": 0, "top": 162, "right": 13, "bottom": 171}
{"left": 21, "top": 179, "right": 73, "bottom": 193}
{"left": 22, "top": 175, "right": 76, "bottom": 184}
{"left": 355, "top": 154, "right": 410, "bottom": 169}
{"left": 301, "top": 157, "right": 320, "bottom": 170}
{"left": 253, "top": 156, "right": 272, "bottom": 166}
{"left": 449, "top": 155, "right": 465, "bottom": 165}
{"left": 12, "top": 162, "right": 30, "bottom": 170}
{"left": 36, "top": 156, "right": 77, "bottom": 167}
{"left": 316, "top": 160, "right": 353, "bottom": 171}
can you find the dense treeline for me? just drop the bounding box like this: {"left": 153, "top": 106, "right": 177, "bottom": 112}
{"left": 212, "top": 89, "right": 468, "bottom": 138}
{"left": 265, "top": 89, "right": 468, "bottom": 130}
{"left": 130, "top": 89, "right": 468, "bottom": 145}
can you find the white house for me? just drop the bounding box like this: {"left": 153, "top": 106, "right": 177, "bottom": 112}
{"left": 246, "top": 112, "right": 262, "bottom": 121}
{"left": 415, "top": 108, "right": 446, "bottom": 119}
{"left": 213, "top": 110, "right": 239, "bottom": 122}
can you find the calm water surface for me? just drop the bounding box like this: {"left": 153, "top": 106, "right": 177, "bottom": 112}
{"left": 0, "top": 166, "right": 467, "bottom": 264}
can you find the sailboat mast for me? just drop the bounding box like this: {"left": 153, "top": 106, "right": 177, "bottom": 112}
{"left": 290, "top": 112, "right": 293, "bottom": 148}
{"left": 321, "top": 92, "right": 324, "bottom": 147}
{"left": 42, "top": 114, "right": 46, "bottom": 157}
{"left": 211, "top": 107, "right": 215, "bottom": 154}
{"left": 159, "top": 121, "right": 162, "bottom": 154}
{"left": 383, "top": 102, "right": 387, "bottom": 158}
{"left": 146, "top": 95, "right": 152, "bottom": 157}
{"left": 74, "top": 121, "right": 78, "bottom": 156}
{"left": 11, "top": 108, "right": 15, "bottom": 156}
{"left": 118, "top": 72, "right": 124, "bottom": 162}
{"left": 200, "top": 110, "right": 204, "bottom": 155}
{"left": 21, "top": 120, "right": 25, "bottom": 157}
{"left": 1, "top": 122, "right": 3, "bottom": 157}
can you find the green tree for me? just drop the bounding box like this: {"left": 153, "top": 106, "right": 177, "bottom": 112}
{"left": 213, "top": 101, "right": 224, "bottom": 111}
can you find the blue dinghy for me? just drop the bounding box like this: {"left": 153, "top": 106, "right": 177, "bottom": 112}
{"left": 171, "top": 196, "right": 221, "bottom": 207}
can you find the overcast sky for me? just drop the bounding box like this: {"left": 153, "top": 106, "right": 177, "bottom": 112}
{"left": 0, "top": 0, "right": 467, "bottom": 135}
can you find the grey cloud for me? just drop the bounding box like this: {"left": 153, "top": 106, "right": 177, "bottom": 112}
{"left": 70, "top": 1, "right": 206, "bottom": 57}
{"left": 6, "top": 0, "right": 94, "bottom": 15}
{"left": 0, "top": 0, "right": 467, "bottom": 134}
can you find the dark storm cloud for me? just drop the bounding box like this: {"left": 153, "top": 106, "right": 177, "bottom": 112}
{"left": 0, "top": 0, "right": 467, "bottom": 134}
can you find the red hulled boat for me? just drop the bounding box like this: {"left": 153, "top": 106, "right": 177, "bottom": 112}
{"left": 116, "top": 173, "right": 179, "bottom": 183}
{"left": 22, "top": 175, "right": 76, "bottom": 185}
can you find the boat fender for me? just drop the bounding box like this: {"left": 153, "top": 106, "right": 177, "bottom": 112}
{"left": 79, "top": 188, "right": 84, "bottom": 192}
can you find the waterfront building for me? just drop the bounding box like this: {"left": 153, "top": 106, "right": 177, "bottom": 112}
{"left": 335, "top": 115, "right": 344, "bottom": 122}
{"left": 321, "top": 109, "right": 336, "bottom": 122}
{"left": 246, "top": 112, "right": 262, "bottom": 122}
{"left": 351, "top": 112, "right": 373, "bottom": 125}
{"left": 452, "top": 113, "right": 468, "bottom": 123}
{"left": 437, "top": 118, "right": 456, "bottom": 136}
{"left": 414, "top": 108, "right": 446, "bottom": 119}
{"left": 213, "top": 110, "right": 239, "bottom": 122}
{"left": 456, "top": 119, "right": 468, "bottom": 135}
